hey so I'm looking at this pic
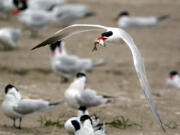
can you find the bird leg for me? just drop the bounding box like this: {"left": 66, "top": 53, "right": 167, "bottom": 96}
{"left": 13, "top": 118, "right": 16, "bottom": 128}
{"left": 17, "top": 118, "right": 22, "bottom": 129}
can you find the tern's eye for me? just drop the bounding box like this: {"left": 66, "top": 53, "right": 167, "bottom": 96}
{"left": 101, "top": 31, "right": 113, "bottom": 37}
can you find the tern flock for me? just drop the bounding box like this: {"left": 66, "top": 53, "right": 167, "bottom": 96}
{"left": 0, "top": 0, "right": 176, "bottom": 134}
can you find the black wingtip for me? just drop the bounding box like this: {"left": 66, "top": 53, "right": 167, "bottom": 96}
{"left": 31, "top": 45, "right": 41, "bottom": 50}
{"left": 49, "top": 101, "right": 64, "bottom": 106}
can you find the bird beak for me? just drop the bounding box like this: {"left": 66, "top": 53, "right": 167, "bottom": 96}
{"left": 11, "top": 9, "right": 20, "bottom": 15}
{"left": 113, "top": 17, "right": 118, "bottom": 22}
{"left": 169, "top": 75, "right": 173, "bottom": 79}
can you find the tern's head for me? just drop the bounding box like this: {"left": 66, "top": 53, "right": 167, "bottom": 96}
{"left": 169, "top": 71, "right": 178, "bottom": 79}
{"left": 95, "top": 31, "right": 113, "bottom": 47}
{"left": 80, "top": 115, "right": 92, "bottom": 125}
{"left": 50, "top": 40, "right": 65, "bottom": 56}
{"left": 78, "top": 106, "right": 89, "bottom": 116}
{"left": 12, "top": 0, "right": 28, "bottom": 15}
{"left": 114, "top": 11, "right": 129, "bottom": 22}
{"left": 5, "top": 84, "right": 21, "bottom": 99}
{"left": 65, "top": 119, "right": 81, "bottom": 134}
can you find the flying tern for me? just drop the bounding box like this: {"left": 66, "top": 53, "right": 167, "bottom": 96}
{"left": 31, "top": 24, "right": 165, "bottom": 131}
{"left": 114, "top": 11, "right": 170, "bottom": 28}
{"left": 50, "top": 40, "right": 104, "bottom": 82}
{"left": 1, "top": 84, "right": 64, "bottom": 129}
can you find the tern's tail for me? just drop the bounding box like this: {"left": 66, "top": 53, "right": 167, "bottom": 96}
{"left": 48, "top": 101, "right": 64, "bottom": 109}
{"left": 157, "top": 15, "right": 170, "bottom": 23}
{"left": 92, "top": 59, "right": 104, "bottom": 67}
{"left": 84, "top": 12, "right": 96, "bottom": 17}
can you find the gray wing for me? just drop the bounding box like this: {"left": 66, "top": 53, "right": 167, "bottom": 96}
{"left": 76, "top": 88, "right": 111, "bottom": 107}
{"left": 13, "top": 99, "right": 63, "bottom": 115}
{"left": 32, "top": 24, "right": 107, "bottom": 50}
{"left": 118, "top": 29, "right": 165, "bottom": 131}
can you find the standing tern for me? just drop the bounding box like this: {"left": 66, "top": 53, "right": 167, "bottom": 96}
{"left": 12, "top": 0, "right": 57, "bottom": 37}
{"left": 65, "top": 114, "right": 105, "bottom": 135}
{"left": 114, "top": 11, "right": 170, "bottom": 28}
{"left": 1, "top": 84, "right": 64, "bottom": 129}
{"left": 52, "top": 4, "right": 95, "bottom": 26}
{"left": 0, "top": 27, "right": 22, "bottom": 49}
{"left": 50, "top": 40, "right": 104, "bottom": 82}
{"left": 65, "top": 72, "right": 114, "bottom": 109}
{"left": 31, "top": 24, "right": 165, "bottom": 131}
{"left": 166, "top": 71, "right": 180, "bottom": 89}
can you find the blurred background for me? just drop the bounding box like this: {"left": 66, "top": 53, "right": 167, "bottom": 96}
{"left": 0, "top": 0, "right": 179, "bottom": 135}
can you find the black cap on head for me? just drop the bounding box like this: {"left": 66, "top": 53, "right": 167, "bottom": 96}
{"left": 50, "top": 41, "right": 62, "bottom": 51}
{"left": 169, "top": 71, "right": 178, "bottom": 76}
{"left": 79, "top": 106, "right": 87, "bottom": 112}
{"left": 5, "top": 84, "right": 17, "bottom": 94}
{"left": 13, "top": 0, "right": 19, "bottom": 7}
{"left": 119, "top": 11, "right": 129, "bottom": 17}
{"left": 76, "top": 72, "right": 86, "bottom": 78}
{"left": 80, "top": 115, "right": 92, "bottom": 125}
{"left": 71, "top": 120, "right": 80, "bottom": 131}
{"left": 101, "top": 31, "right": 113, "bottom": 37}
{"left": 17, "top": 0, "right": 28, "bottom": 11}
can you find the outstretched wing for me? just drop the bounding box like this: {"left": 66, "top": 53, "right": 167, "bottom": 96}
{"left": 117, "top": 28, "right": 165, "bottom": 131}
{"left": 32, "top": 24, "right": 107, "bottom": 50}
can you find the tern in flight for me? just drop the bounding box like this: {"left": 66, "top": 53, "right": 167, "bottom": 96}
{"left": 31, "top": 24, "right": 165, "bottom": 131}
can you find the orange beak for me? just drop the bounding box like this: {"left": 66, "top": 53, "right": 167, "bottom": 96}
{"left": 97, "top": 36, "right": 107, "bottom": 41}
{"left": 11, "top": 9, "right": 20, "bottom": 15}
{"left": 169, "top": 75, "right": 173, "bottom": 79}
{"left": 113, "top": 18, "right": 118, "bottom": 22}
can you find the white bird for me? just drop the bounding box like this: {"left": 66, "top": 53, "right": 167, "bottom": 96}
{"left": 65, "top": 72, "right": 114, "bottom": 109}
{"left": 114, "top": 11, "right": 170, "bottom": 28}
{"left": 49, "top": 40, "right": 104, "bottom": 82}
{"left": 65, "top": 114, "right": 105, "bottom": 135}
{"left": 1, "top": 84, "right": 64, "bottom": 129}
{"left": 0, "top": 0, "right": 17, "bottom": 19}
{"left": 12, "top": 1, "right": 57, "bottom": 37}
{"left": 0, "top": 27, "right": 22, "bottom": 49}
{"left": 52, "top": 4, "right": 95, "bottom": 26}
{"left": 31, "top": 24, "right": 165, "bottom": 131}
{"left": 27, "top": 0, "right": 66, "bottom": 11}
{"left": 166, "top": 71, "right": 180, "bottom": 89}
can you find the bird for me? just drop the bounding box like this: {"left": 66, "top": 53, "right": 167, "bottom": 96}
{"left": 12, "top": 0, "right": 57, "bottom": 37}
{"left": 27, "top": 0, "right": 66, "bottom": 11}
{"left": 64, "top": 72, "right": 114, "bottom": 109}
{"left": 49, "top": 40, "right": 104, "bottom": 82}
{"left": 1, "top": 84, "right": 64, "bottom": 129}
{"left": 114, "top": 11, "right": 170, "bottom": 28}
{"left": 166, "top": 71, "right": 180, "bottom": 89}
{"left": 0, "top": 27, "right": 22, "bottom": 49}
{"left": 31, "top": 24, "right": 165, "bottom": 131}
{"left": 65, "top": 114, "right": 105, "bottom": 135}
{"left": 51, "top": 4, "right": 95, "bottom": 26}
{"left": 0, "top": 0, "right": 18, "bottom": 19}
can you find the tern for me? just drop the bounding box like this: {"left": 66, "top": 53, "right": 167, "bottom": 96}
{"left": 65, "top": 72, "right": 114, "bottom": 109}
{"left": 0, "top": 27, "right": 22, "bottom": 49}
{"left": 1, "top": 84, "right": 64, "bottom": 129}
{"left": 52, "top": 4, "right": 95, "bottom": 26}
{"left": 50, "top": 40, "right": 104, "bottom": 82}
{"left": 166, "top": 71, "right": 180, "bottom": 89}
{"left": 31, "top": 24, "right": 165, "bottom": 131}
{"left": 65, "top": 114, "right": 105, "bottom": 135}
{"left": 12, "top": 0, "right": 57, "bottom": 37}
{"left": 27, "top": 0, "right": 66, "bottom": 11}
{"left": 114, "top": 11, "right": 170, "bottom": 28}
